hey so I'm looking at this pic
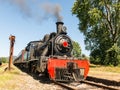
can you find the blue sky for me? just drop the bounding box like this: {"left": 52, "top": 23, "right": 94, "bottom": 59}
{"left": 0, "top": 0, "right": 90, "bottom": 57}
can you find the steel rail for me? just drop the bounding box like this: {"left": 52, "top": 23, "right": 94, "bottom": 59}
{"left": 52, "top": 80, "right": 78, "bottom": 90}
{"left": 81, "top": 80, "right": 119, "bottom": 90}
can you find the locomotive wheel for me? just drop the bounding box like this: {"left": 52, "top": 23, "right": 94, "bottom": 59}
{"left": 28, "top": 61, "right": 37, "bottom": 73}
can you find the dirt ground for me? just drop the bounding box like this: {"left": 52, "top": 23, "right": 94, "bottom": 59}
{"left": 0, "top": 64, "right": 63, "bottom": 90}
{"left": 88, "top": 68, "right": 120, "bottom": 82}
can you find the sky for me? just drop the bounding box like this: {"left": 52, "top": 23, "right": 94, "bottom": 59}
{"left": 0, "top": 0, "right": 90, "bottom": 57}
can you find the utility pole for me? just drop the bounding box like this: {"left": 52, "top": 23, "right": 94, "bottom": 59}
{"left": 8, "top": 35, "right": 15, "bottom": 70}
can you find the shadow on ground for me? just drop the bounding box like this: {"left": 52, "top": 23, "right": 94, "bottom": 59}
{"left": 15, "top": 65, "right": 52, "bottom": 84}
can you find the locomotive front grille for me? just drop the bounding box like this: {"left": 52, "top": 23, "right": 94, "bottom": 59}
{"left": 55, "top": 68, "right": 84, "bottom": 82}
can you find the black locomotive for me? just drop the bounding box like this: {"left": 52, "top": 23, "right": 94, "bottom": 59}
{"left": 14, "top": 22, "right": 89, "bottom": 82}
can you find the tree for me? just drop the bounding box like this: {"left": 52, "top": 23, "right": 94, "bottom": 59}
{"left": 72, "top": 41, "right": 81, "bottom": 57}
{"left": 0, "top": 57, "right": 8, "bottom": 63}
{"left": 72, "top": 0, "right": 120, "bottom": 66}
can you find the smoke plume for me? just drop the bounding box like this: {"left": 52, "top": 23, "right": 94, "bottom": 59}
{"left": 1, "top": 0, "right": 63, "bottom": 22}
{"left": 4, "top": 0, "right": 32, "bottom": 17}
{"left": 40, "top": 2, "right": 63, "bottom": 22}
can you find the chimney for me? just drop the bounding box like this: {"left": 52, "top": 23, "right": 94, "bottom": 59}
{"left": 56, "top": 22, "right": 64, "bottom": 34}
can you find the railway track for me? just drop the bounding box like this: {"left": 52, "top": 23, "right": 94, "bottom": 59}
{"left": 52, "top": 80, "right": 78, "bottom": 90}
{"left": 86, "top": 76, "right": 120, "bottom": 86}
{"left": 81, "top": 80, "right": 119, "bottom": 90}
{"left": 52, "top": 80, "right": 119, "bottom": 90}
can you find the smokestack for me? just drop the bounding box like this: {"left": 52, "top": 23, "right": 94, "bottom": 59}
{"left": 56, "top": 22, "right": 64, "bottom": 34}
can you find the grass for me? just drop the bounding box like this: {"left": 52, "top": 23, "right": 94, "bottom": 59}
{"left": 0, "top": 63, "right": 22, "bottom": 89}
{"left": 90, "top": 64, "right": 120, "bottom": 73}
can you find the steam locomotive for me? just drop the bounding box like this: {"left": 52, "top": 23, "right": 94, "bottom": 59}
{"left": 13, "top": 22, "right": 89, "bottom": 82}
